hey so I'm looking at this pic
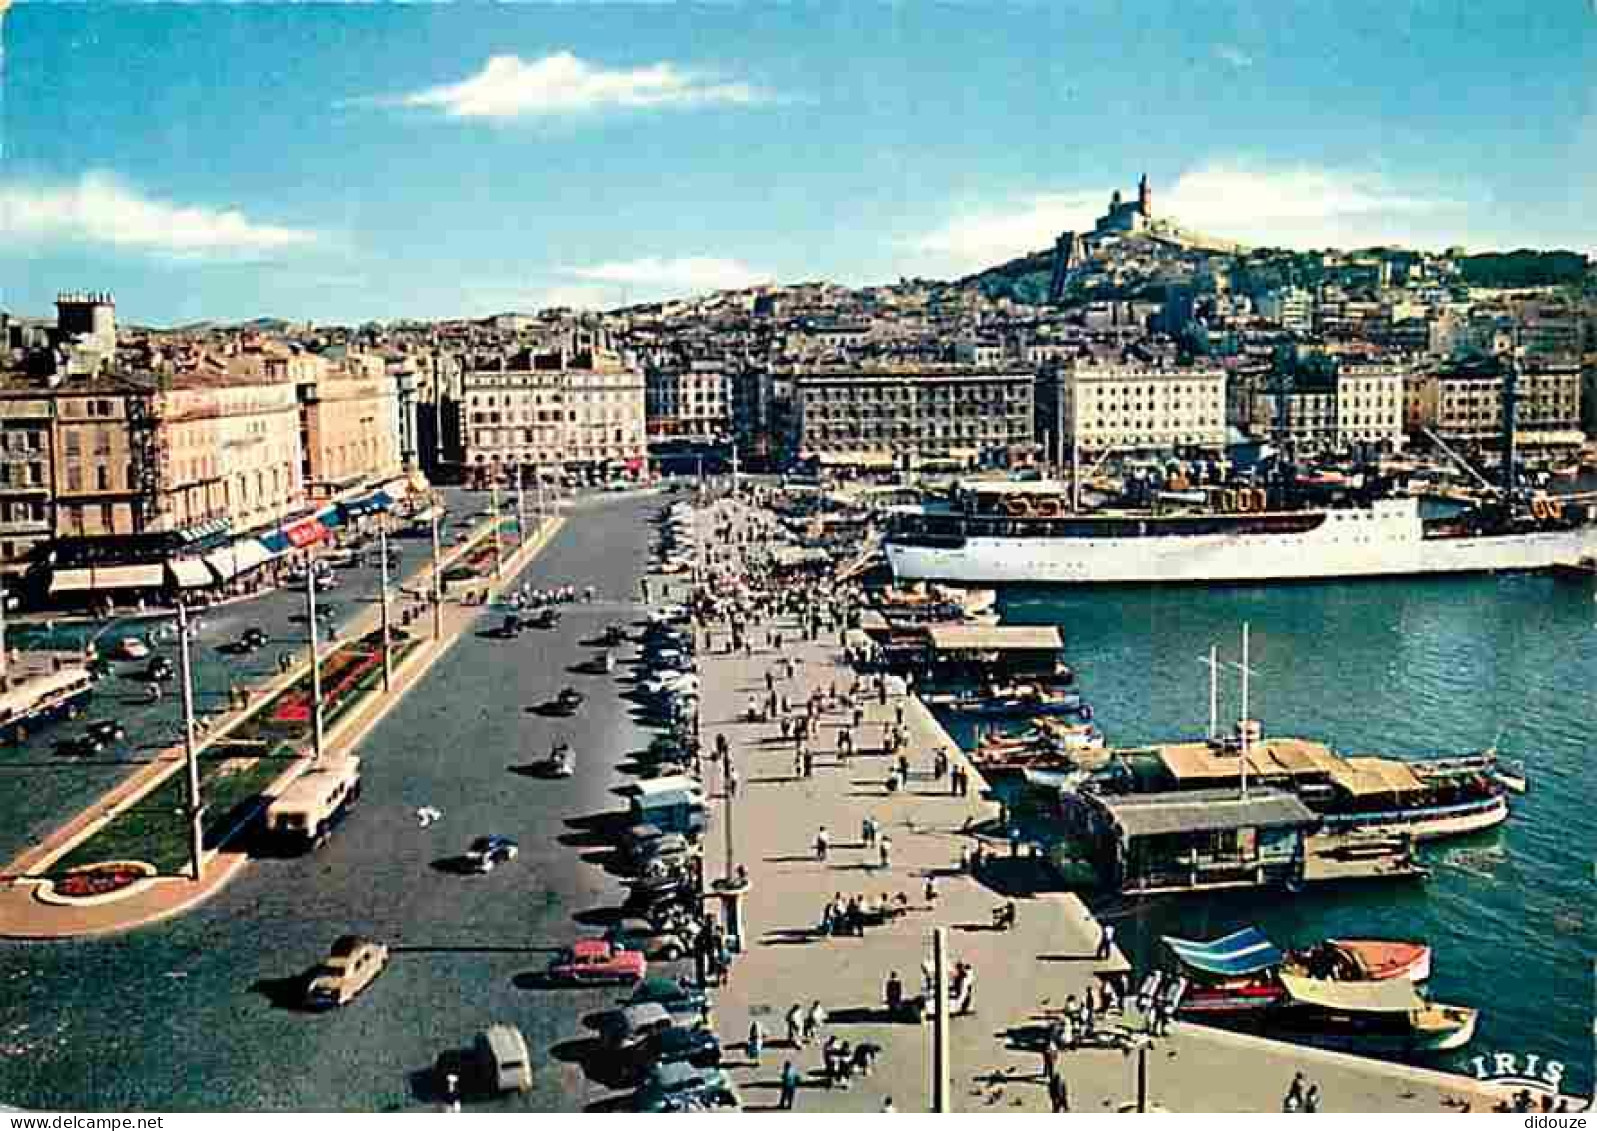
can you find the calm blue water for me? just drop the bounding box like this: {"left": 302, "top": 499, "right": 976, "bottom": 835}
{"left": 950, "top": 574, "right": 1595, "bottom": 1090}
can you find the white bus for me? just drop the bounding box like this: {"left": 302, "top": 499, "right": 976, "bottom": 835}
{"left": 264, "top": 757, "right": 362, "bottom": 852}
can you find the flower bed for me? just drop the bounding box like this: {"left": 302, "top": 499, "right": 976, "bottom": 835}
{"left": 269, "top": 646, "right": 383, "bottom": 725}
{"left": 40, "top": 860, "right": 157, "bottom": 905}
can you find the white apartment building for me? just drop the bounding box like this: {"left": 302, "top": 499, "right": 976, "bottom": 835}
{"left": 645, "top": 360, "right": 734, "bottom": 442}
{"left": 1257, "top": 287, "right": 1315, "bottom": 333}
{"left": 455, "top": 346, "right": 647, "bottom": 480}
{"left": 1060, "top": 363, "right": 1227, "bottom": 452}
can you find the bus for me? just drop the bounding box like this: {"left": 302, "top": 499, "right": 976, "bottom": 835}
{"left": 264, "top": 757, "right": 362, "bottom": 852}
{"left": 0, "top": 666, "right": 95, "bottom": 745}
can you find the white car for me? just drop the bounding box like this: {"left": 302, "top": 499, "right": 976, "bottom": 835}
{"left": 112, "top": 637, "right": 151, "bottom": 661}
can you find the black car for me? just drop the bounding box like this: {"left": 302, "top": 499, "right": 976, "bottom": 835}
{"left": 53, "top": 735, "right": 104, "bottom": 758}
{"left": 84, "top": 720, "right": 126, "bottom": 744}
{"left": 241, "top": 627, "right": 270, "bottom": 651}
{"left": 530, "top": 608, "right": 560, "bottom": 630}
{"left": 619, "top": 1026, "right": 722, "bottom": 1083}
{"left": 145, "top": 656, "right": 174, "bottom": 682}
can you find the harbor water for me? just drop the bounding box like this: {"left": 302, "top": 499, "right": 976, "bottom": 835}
{"left": 945, "top": 572, "right": 1595, "bottom": 1092}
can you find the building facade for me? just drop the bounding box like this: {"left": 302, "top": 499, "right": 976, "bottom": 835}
{"left": 1053, "top": 362, "right": 1227, "bottom": 454}
{"left": 785, "top": 365, "right": 1035, "bottom": 469}
{"left": 645, "top": 360, "right": 734, "bottom": 443}
{"left": 1411, "top": 359, "right": 1582, "bottom": 447}
{"left": 447, "top": 344, "right": 647, "bottom": 482}
{"left": 297, "top": 370, "right": 403, "bottom": 502}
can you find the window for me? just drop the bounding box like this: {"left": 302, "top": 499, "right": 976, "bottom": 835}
{"left": 96, "top": 466, "right": 110, "bottom": 491}
{"left": 64, "top": 430, "right": 81, "bottom": 456}
{"left": 100, "top": 504, "right": 114, "bottom": 530}
{"left": 66, "top": 467, "right": 82, "bottom": 492}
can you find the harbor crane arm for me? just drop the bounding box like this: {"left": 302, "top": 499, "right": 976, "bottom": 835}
{"left": 1419, "top": 427, "right": 1500, "bottom": 497}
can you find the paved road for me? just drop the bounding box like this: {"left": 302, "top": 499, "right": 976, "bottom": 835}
{"left": 0, "top": 491, "right": 664, "bottom": 1111}
{"left": 0, "top": 488, "right": 510, "bottom": 868}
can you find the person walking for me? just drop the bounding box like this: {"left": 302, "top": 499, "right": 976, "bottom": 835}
{"left": 884, "top": 970, "right": 904, "bottom": 1016}
{"left": 878, "top": 834, "right": 892, "bottom": 871}
{"left": 779, "top": 1060, "right": 800, "bottom": 1110}
{"left": 1048, "top": 1069, "right": 1070, "bottom": 1113}
{"left": 747, "top": 1019, "right": 764, "bottom": 1064}
{"left": 804, "top": 1000, "right": 827, "bottom": 1044}
{"left": 1283, "top": 1072, "right": 1307, "bottom": 1112}
{"left": 785, "top": 1003, "right": 804, "bottom": 1047}
{"left": 1096, "top": 921, "right": 1116, "bottom": 960}
{"left": 1303, "top": 1084, "right": 1321, "bottom": 1113}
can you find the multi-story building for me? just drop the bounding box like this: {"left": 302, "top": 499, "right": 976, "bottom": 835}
{"left": 0, "top": 381, "right": 58, "bottom": 576}
{"left": 784, "top": 364, "right": 1035, "bottom": 470}
{"left": 1244, "top": 364, "right": 1405, "bottom": 451}
{"left": 644, "top": 359, "right": 733, "bottom": 443}
{"left": 1410, "top": 357, "right": 1583, "bottom": 447}
{"left": 296, "top": 367, "right": 403, "bottom": 502}
{"left": 443, "top": 340, "right": 647, "bottom": 483}
{"left": 1045, "top": 361, "right": 1227, "bottom": 455}
{"left": 1257, "top": 287, "right": 1314, "bottom": 333}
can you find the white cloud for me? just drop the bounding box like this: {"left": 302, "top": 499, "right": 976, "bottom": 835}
{"left": 1159, "top": 162, "right": 1463, "bottom": 248}
{"left": 392, "top": 52, "right": 766, "bottom": 120}
{"left": 0, "top": 172, "right": 318, "bottom": 259}
{"left": 904, "top": 192, "right": 1105, "bottom": 272}
{"left": 907, "top": 162, "right": 1467, "bottom": 273}
{"left": 561, "top": 256, "right": 768, "bottom": 292}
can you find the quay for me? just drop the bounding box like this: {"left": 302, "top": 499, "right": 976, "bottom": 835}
{"left": 685, "top": 493, "right": 1537, "bottom": 1113}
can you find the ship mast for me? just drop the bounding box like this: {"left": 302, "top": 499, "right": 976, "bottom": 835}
{"left": 1228, "top": 623, "right": 1257, "bottom": 799}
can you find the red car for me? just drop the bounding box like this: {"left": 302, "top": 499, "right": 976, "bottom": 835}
{"left": 547, "top": 938, "right": 647, "bottom": 985}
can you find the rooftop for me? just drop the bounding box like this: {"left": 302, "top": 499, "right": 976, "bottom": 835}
{"left": 924, "top": 624, "right": 1064, "bottom": 652}
{"left": 1096, "top": 787, "right": 1318, "bottom": 839}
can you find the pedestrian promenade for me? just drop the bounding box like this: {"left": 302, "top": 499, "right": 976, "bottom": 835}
{"left": 0, "top": 513, "right": 563, "bottom": 939}
{"left": 687, "top": 497, "right": 1518, "bottom": 1113}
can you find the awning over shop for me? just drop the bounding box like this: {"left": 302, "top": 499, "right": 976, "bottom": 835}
{"left": 48, "top": 569, "right": 95, "bottom": 594}
{"left": 52, "top": 563, "right": 166, "bottom": 594}
{"left": 202, "top": 538, "right": 276, "bottom": 582}
{"left": 316, "top": 506, "right": 346, "bottom": 530}
{"left": 340, "top": 490, "right": 394, "bottom": 520}
{"left": 285, "top": 518, "right": 327, "bottom": 549}
{"left": 259, "top": 530, "right": 291, "bottom": 555}
{"left": 176, "top": 517, "right": 232, "bottom": 546}
{"left": 168, "top": 558, "right": 213, "bottom": 589}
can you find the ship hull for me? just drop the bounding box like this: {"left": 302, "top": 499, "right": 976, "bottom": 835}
{"left": 886, "top": 501, "right": 1597, "bottom": 586}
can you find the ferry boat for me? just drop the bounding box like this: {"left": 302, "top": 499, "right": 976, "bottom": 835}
{"left": 0, "top": 665, "right": 96, "bottom": 744}
{"left": 883, "top": 480, "right": 1597, "bottom": 586}
{"left": 1092, "top": 727, "right": 1512, "bottom": 843}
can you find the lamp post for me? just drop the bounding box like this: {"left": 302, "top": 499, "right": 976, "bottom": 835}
{"left": 305, "top": 551, "right": 325, "bottom": 762}
{"left": 430, "top": 504, "right": 444, "bottom": 641}
{"left": 490, "top": 478, "right": 503, "bottom": 579}
{"left": 516, "top": 464, "right": 528, "bottom": 537}
{"left": 378, "top": 517, "right": 393, "bottom": 693}
{"left": 176, "top": 601, "right": 205, "bottom": 881}
{"left": 931, "top": 927, "right": 952, "bottom": 1112}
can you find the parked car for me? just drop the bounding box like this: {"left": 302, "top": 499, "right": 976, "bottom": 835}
{"left": 463, "top": 835, "right": 519, "bottom": 873}
{"left": 546, "top": 939, "right": 646, "bottom": 986}
{"left": 624, "top": 976, "right": 713, "bottom": 1020}
{"left": 304, "top": 935, "right": 388, "bottom": 1009}
{"left": 53, "top": 735, "right": 103, "bottom": 758}
{"left": 603, "top": 921, "right": 691, "bottom": 963}
{"left": 629, "top": 1063, "right": 739, "bottom": 1112}
{"left": 434, "top": 1024, "right": 532, "bottom": 1097}
{"left": 618, "top": 1026, "right": 723, "bottom": 1083}
{"left": 84, "top": 720, "right": 126, "bottom": 745}
{"left": 145, "top": 656, "right": 174, "bottom": 682}
{"left": 112, "top": 637, "right": 151, "bottom": 661}
{"left": 240, "top": 627, "right": 270, "bottom": 651}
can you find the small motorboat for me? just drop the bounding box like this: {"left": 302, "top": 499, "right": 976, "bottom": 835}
{"left": 1272, "top": 973, "right": 1478, "bottom": 1054}
{"left": 545, "top": 742, "right": 575, "bottom": 778}
{"left": 600, "top": 650, "right": 616, "bottom": 674}
{"left": 601, "top": 624, "right": 630, "bottom": 647}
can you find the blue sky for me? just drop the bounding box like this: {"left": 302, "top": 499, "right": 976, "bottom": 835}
{"left": 1, "top": 1, "right": 1595, "bottom": 325}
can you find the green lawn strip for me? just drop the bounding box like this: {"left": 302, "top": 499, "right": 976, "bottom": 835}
{"left": 44, "top": 633, "right": 422, "bottom": 878}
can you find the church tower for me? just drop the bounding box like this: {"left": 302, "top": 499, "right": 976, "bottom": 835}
{"left": 1138, "top": 173, "right": 1151, "bottom": 217}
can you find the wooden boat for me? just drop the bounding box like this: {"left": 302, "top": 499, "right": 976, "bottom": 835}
{"left": 1167, "top": 929, "right": 1432, "bottom": 1017}
{"left": 1271, "top": 973, "right": 1478, "bottom": 1054}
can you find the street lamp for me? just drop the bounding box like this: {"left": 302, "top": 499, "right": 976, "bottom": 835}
{"left": 378, "top": 515, "right": 393, "bottom": 693}
{"left": 176, "top": 600, "right": 206, "bottom": 881}
{"left": 430, "top": 503, "right": 444, "bottom": 641}
{"left": 490, "top": 477, "right": 504, "bottom": 579}
{"left": 305, "top": 551, "right": 325, "bottom": 762}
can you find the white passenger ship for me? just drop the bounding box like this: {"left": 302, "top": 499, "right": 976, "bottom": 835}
{"left": 883, "top": 482, "right": 1597, "bottom": 586}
